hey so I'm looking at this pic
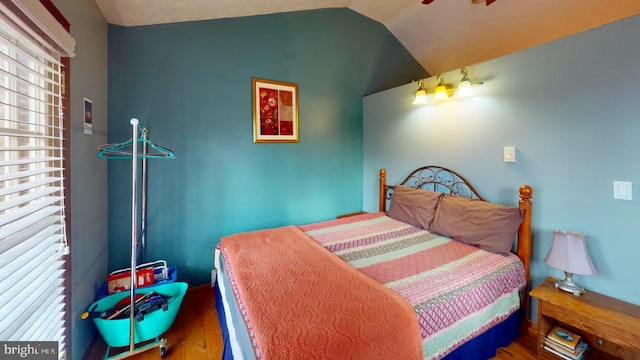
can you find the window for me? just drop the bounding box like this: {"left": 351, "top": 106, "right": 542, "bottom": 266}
{"left": 0, "top": 2, "right": 74, "bottom": 358}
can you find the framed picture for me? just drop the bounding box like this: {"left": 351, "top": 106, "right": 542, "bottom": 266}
{"left": 83, "top": 97, "right": 92, "bottom": 135}
{"left": 252, "top": 78, "right": 298, "bottom": 143}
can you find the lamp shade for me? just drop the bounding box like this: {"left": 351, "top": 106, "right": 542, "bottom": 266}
{"left": 434, "top": 85, "right": 448, "bottom": 100}
{"left": 413, "top": 80, "right": 428, "bottom": 105}
{"left": 456, "top": 80, "right": 473, "bottom": 97}
{"left": 544, "top": 230, "right": 597, "bottom": 276}
{"left": 413, "top": 88, "right": 428, "bottom": 105}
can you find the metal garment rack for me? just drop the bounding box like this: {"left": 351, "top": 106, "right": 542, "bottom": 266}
{"left": 97, "top": 118, "right": 175, "bottom": 359}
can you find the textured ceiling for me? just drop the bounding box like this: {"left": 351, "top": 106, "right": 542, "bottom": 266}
{"left": 94, "top": 0, "right": 640, "bottom": 74}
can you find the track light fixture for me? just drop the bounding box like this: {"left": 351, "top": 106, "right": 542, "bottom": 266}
{"left": 412, "top": 67, "right": 484, "bottom": 105}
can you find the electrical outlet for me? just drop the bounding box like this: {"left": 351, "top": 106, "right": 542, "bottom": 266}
{"left": 613, "top": 181, "right": 632, "bottom": 200}
{"left": 503, "top": 146, "right": 516, "bottom": 163}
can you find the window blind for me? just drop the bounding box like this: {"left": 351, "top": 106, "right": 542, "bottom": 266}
{"left": 0, "top": 3, "right": 71, "bottom": 358}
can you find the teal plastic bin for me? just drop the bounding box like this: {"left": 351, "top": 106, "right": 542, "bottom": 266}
{"left": 89, "top": 282, "right": 188, "bottom": 347}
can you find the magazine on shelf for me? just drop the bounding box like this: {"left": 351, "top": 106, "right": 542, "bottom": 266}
{"left": 544, "top": 339, "right": 588, "bottom": 360}
{"left": 545, "top": 336, "right": 581, "bottom": 353}
{"left": 544, "top": 343, "right": 589, "bottom": 360}
{"left": 546, "top": 325, "right": 582, "bottom": 350}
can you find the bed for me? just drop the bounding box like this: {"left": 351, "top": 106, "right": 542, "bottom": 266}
{"left": 214, "top": 166, "right": 533, "bottom": 360}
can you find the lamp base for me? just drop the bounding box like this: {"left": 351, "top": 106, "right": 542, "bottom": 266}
{"left": 553, "top": 272, "right": 585, "bottom": 296}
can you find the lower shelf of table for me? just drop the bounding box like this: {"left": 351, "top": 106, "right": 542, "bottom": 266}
{"left": 538, "top": 342, "right": 621, "bottom": 360}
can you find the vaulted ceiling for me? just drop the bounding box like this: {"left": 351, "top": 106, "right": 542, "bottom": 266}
{"left": 94, "top": 0, "right": 640, "bottom": 75}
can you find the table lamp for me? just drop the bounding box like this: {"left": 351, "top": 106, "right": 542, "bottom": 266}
{"left": 544, "top": 230, "right": 597, "bottom": 295}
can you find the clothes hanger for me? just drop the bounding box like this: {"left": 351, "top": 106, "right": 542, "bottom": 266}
{"left": 97, "top": 121, "right": 175, "bottom": 159}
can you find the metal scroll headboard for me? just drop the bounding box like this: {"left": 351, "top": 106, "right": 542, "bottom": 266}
{"left": 384, "top": 165, "right": 485, "bottom": 202}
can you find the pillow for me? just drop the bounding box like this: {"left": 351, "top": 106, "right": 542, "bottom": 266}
{"left": 430, "top": 194, "right": 523, "bottom": 255}
{"left": 387, "top": 185, "right": 442, "bottom": 230}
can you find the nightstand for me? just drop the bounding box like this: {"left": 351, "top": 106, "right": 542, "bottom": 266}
{"left": 529, "top": 277, "right": 640, "bottom": 359}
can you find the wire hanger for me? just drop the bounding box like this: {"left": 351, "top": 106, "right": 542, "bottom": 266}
{"left": 97, "top": 119, "right": 175, "bottom": 159}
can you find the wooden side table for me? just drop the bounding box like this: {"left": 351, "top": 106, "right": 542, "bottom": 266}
{"left": 529, "top": 277, "right": 640, "bottom": 359}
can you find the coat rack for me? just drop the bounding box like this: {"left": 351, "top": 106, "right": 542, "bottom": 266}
{"left": 97, "top": 118, "right": 175, "bottom": 359}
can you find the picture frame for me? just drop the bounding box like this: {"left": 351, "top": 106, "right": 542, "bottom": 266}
{"left": 83, "top": 97, "right": 92, "bottom": 135}
{"left": 252, "top": 78, "right": 299, "bottom": 143}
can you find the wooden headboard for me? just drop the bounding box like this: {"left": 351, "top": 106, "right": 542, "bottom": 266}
{"left": 377, "top": 166, "right": 533, "bottom": 329}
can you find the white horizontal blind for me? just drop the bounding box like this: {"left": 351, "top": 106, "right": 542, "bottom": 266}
{"left": 0, "top": 11, "right": 68, "bottom": 360}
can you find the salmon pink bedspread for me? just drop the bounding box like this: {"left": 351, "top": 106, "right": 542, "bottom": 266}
{"left": 300, "top": 213, "right": 526, "bottom": 360}
{"left": 219, "top": 225, "right": 423, "bottom": 360}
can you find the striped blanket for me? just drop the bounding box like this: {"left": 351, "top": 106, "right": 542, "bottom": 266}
{"left": 300, "top": 212, "right": 526, "bottom": 360}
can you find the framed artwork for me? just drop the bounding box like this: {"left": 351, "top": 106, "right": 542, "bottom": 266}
{"left": 83, "top": 97, "right": 92, "bottom": 135}
{"left": 252, "top": 78, "right": 298, "bottom": 143}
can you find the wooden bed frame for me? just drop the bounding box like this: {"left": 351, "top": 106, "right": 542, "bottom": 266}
{"left": 377, "top": 166, "right": 533, "bottom": 329}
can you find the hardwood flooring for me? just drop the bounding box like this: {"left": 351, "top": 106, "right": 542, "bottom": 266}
{"left": 492, "top": 331, "right": 537, "bottom": 360}
{"left": 83, "top": 285, "right": 536, "bottom": 360}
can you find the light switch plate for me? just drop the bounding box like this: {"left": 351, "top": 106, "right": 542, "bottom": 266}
{"left": 613, "top": 181, "right": 632, "bottom": 200}
{"left": 503, "top": 146, "right": 516, "bottom": 163}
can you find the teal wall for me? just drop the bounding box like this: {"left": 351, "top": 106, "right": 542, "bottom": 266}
{"left": 363, "top": 14, "right": 640, "bottom": 314}
{"left": 107, "top": 8, "right": 427, "bottom": 285}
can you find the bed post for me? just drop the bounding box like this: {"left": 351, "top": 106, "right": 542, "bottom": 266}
{"left": 379, "top": 169, "right": 387, "bottom": 212}
{"left": 517, "top": 184, "right": 533, "bottom": 333}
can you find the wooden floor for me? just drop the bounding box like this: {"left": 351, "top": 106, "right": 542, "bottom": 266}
{"left": 83, "top": 285, "right": 536, "bottom": 360}
{"left": 492, "top": 331, "right": 537, "bottom": 360}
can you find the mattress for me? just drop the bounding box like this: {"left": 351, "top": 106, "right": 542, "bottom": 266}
{"left": 215, "top": 212, "right": 526, "bottom": 359}
{"left": 215, "top": 247, "right": 255, "bottom": 359}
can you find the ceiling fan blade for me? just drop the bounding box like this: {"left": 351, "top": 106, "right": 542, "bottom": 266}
{"left": 422, "top": 0, "right": 495, "bottom": 5}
